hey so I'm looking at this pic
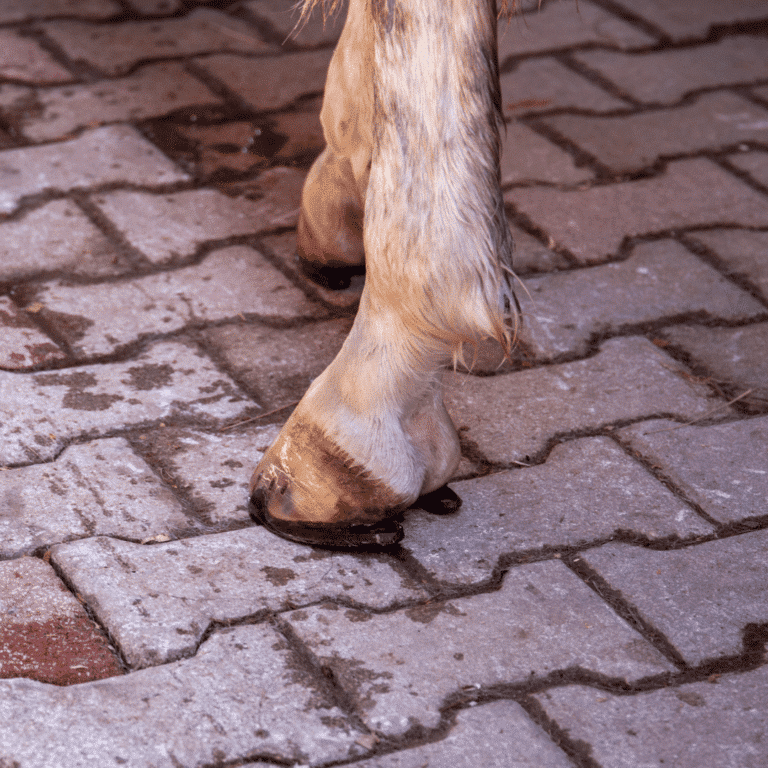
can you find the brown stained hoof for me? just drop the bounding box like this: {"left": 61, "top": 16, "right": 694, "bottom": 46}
{"left": 298, "top": 254, "right": 366, "bottom": 291}
{"left": 250, "top": 489, "right": 404, "bottom": 552}
{"left": 411, "top": 485, "right": 462, "bottom": 515}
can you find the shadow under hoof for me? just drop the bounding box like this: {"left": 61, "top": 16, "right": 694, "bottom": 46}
{"left": 298, "top": 254, "right": 366, "bottom": 291}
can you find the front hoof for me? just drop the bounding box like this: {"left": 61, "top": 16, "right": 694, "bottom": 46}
{"left": 249, "top": 487, "right": 403, "bottom": 551}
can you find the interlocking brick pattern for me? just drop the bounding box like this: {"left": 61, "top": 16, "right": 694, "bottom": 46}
{"left": 0, "top": 0, "right": 767, "bottom": 765}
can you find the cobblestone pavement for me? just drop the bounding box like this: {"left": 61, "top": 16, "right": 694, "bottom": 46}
{"left": 0, "top": 0, "right": 767, "bottom": 766}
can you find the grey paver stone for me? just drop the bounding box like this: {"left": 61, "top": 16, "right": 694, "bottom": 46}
{"left": 0, "top": 31, "right": 72, "bottom": 82}
{"left": 575, "top": 36, "right": 768, "bottom": 105}
{"left": 138, "top": 425, "right": 279, "bottom": 525}
{"left": 40, "top": 9, "right": 275, "bottom": 76}
{"left": 0, "top": 296, "right": 64, "bottom": 369}
{"left": 508, "top": 158, "right": 768, "bottom": 262}
{"left": 535, "top": 666, "right": 768, "bottom": 768}
{"left": 125, "top": 0, "right": 182, "bottom": 13}
{"left": 5, "top": 63, "right": 221, "bottom": 142}
{"left": 501, "top": 121, "right": 592, "bottom": 186}
{"left": 92, "top": 174, "right": 302, "bottom": 264}
{"left": 52, "top": 528, "right": 428, "bottom": 668}
{"left": 507, "top": 222, "right": 568, "bottom": 273}
{"left": 287, "top": 559, "right": 674, "bottom": 736}
{"left": 610, "top": 0, "right": 768, "bottom": 42}
{"left": 196, "top": 48, "right": 333, "bottom": 112}
{"left": 501, "top": 56, "right": 628, "bottom": 118}
{"left": 35, "top": 246, "right": 320, "bottom": 357}
{"left": 689, "top": 228, "right": 768, "bottom": 300}
{"left": 661, "top": 323, "right": 768, "bottom": 410}
{"left": 0, "top": 0, "right": 120, "bottom": 23}
{"left": 244, "top": 0, "right": 345, "bottom": 47}
{"left": 444, "top": 336, "right": 717, "bottom": 465}
{"left": 0, "top": 623, "right": 365, "bottom": 767}
{"left": 0, "top": 200, "right": 124, "bottom": 281}
{"left": 0, "top": 438, "right": 193, "bottom": 558}
{"left": 352, "top": 700, "right": 572, "bottom": 768}
{"left": 544, "top": 91, "right": 768, "bottom": 173}
{"left": 404, "top": 436, "right": 713, "bottom": 585}
{"left": 0, "top": 557, "right": 123, "bottom": 684}
{"left": 619, "top": 416, "right": 768, "bottom": 524}
{"left": 581, "top": 532, "right": 768, "bottom": 665}
{"left": 0, "top": 340, "right": 251, "bottom": 465}
{"left": 0, "top": 126, "right": 188, "bottom": 215}
{"left": 519, "top": 239, "right": 764, "bottom": 358}
{"left": 497, "top": 0, "right": 655, "bottom": 60}
{"left": 204, "top": 317, "right": 353, "bottom": 411}
{"left": 729, "top": 149, "right": 768, "bottom": 189}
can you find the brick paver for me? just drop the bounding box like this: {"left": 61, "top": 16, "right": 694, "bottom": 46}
{"left": 1, "top": 1, "right": 767, "bottom": 766}
{"left": 544, "top": 91, "right": 768, "bottom": 174}
{"left": 535, "top": 665, "right": 768, "bottom": 768}
{"left": 40, "top": 9, "right": 275, "bottom": 76}
{"left": 0, "top": 125, "right": 188, "bottom": 214}
{"left": 520, "top": 239, "right": 763, "bottom": 358}
{"left": 619, "top": 416, "right": 768, "bottom": 524}
{"left": 445, "top": 336, "right": 717, "bottom": 464}
{"left": 508, "top": 158, "right": 768, "bottom": 262}
{"left": 404, "top": 436, "right": 713, "bottom": 585}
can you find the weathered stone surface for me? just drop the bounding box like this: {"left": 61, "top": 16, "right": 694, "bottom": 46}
{"left": 197, "top": 48, "right": 333, "bottom": 112}
{"left": 575, "top": 36, "right": 768, "bottom": 105}
{"left": 500, "top": 121, "right": 592, "bottom": 186}
{"left": 688, "top": 228, "right": 768, "bottom": 300}
{"left": 582, "top": 532, "right": 768, "bottom": 665}
{"left": 244, "top": 0, "right": 345, "bottom": 47}
{"left": 0, "top": 126, "right": 188, "bottom": 215}
{"left": 40, "top": 9, "right": 275, "bottom": 76}
{"left": 0, "top": 624, "right": 365, "bottom": 767}
{"left": 536, "top": 666, "right": 768, "bottom": 768}
{"left": 610, "top": 0, "right": 768, "bottom": 42}
{"left": 661, "top": 323, "right": 768, "bottom": 411}
{"left": 138, "top": 425, "right": 279, "bottom": 525}
{"left": 125, "top": 0, "right": 182, "bottom": 14}
{"left": 352, "top": 700, "right": 573, "bottom": 768}
{"left": 0, "top": 200, "right": 124, "bottom": 281}
{"left": 0, "top": 340, "right": 251, "bottom": 465}
{"left": 287, "top": 560, "right": 674, "bottom": 736}
{"left": 35, "top": 246, "right": 320, "bottom": 357}
{"left": 497, "top": 0, "right": 655, "bottom": 61}
{"left": 508, "top": 159, "right": 768, "bottom": 263}
{"left": 91, "top": 176, "right": 302, "bottom": 263}
{"left": 0, "top": 0, "right": 120, "bottom": 23}
{"left": 403, "top": 437, "right": 712, "bottom": 585}
{"left": 544, "top": 91, "right": 768, "bottom": 174}
{"left": 501, "top": 56, "right": 628, "bottom": 119}
{"left": 729, "top": 149, "right": 768, "bottom": 189}
{"left": 0, "top": 296, "right": 64, "bottom": 369}
{"left": 519, "top": 240, "right": 764, "bottom": 358}
{"left": 444, "top": 337, "right": 717, "bottom": 465}
{"left": 0, "top": 557, "right": 122, "bottom": 685}
{"left": 4, "top": 62, "right": 220, "bottom": 142}
{"left": 52, "top": 529, "right": 428, "bottom": 668}
{"left": 204, "top": 317, "right": 353, "bottom": 410}
{"left": 507, "top": 222, "right": 568, "bottom": 273}
{"left": 0, "top": 31, "right": 72, "bottom": 82}
{"left": 0, "top": 438, "right": 193, "bottom": 557}
{"left": 619, "top": 417, "right": 768, "bottom": 524}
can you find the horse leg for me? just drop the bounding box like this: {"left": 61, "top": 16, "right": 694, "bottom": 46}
{"left": 251, "top": 0, "right": 517, "bottom": 550}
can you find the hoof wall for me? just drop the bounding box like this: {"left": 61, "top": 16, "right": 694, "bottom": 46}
{"left": 249, "top": 489, "right": 403, "bottom": 552}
